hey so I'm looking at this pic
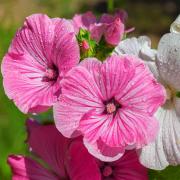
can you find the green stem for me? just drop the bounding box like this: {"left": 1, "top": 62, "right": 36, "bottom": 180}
{"left": 108, "top": 0, "right": 114, "bottom": 13}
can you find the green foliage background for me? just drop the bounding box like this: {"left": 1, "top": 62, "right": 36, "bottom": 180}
{"left": 0, "top": 0, "right": 180, "bottom": 179}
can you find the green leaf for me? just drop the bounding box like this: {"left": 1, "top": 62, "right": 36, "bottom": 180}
{"left": 176, "top": 91, "right": 180, "bottom": 98}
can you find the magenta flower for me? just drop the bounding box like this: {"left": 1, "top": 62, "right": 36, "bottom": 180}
{"left": 1, "top": 14, "right": 80, "bottom": 113}
{"left": 8, "top": 120, "right": 148, "bottom": 180}
{"left": 67, "top": 141, "right": 148, "bottom": 180}
{"left": 73, "top": 11, "right": 127, "bottom": 46}
{"left": 54, "top": 55, "right": 166, "bottom": 161}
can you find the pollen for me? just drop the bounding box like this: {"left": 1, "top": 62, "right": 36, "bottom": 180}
{"left": 45, "top": 68, "right": 58, "bottom": 81}
{"left": 106, "top": 103, "right": 117, "bottom": 114}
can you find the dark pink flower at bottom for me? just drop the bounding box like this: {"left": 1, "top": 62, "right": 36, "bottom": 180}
{"left": 8, "top": 120, "right": 148, "bottom": 180}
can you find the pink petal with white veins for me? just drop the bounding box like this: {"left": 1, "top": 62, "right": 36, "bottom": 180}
{"left": 54, "top": 65, "right": 103, "bottom": 138}
{"left": 117, "top": 56, "right": 166, "bottom": 116}
{"left": 2, "top": 53, "right": 59, "bottom": 113}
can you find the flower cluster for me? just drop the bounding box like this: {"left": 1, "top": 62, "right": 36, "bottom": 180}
{"left": 2, "top": 10, "right": 180, "bottom": 180}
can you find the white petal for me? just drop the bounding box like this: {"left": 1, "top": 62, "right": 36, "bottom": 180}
{"left": 174, "top": 97, "right": 180, "bottom": 117}
{"left": 170, "top": 15, "right": 180, "bottom": 34}
{"left": 146, "top": 61, "right": 160, "bottom": 80}
{"left": 139, "top": 106, "right": 180, "bottom": 170}
{"left": 140, "top": 45, "right": 157, "bottom": 61}
{"left": 157, "top": 33, "right": 180, "bottom": 89}
{"left": 114, "top": 36, "right": 156, "bottom": 62}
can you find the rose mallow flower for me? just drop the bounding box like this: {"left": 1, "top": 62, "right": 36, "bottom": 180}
{"left": 73, "top": 11, "right": 127, "bottom": 46}
{"left": 1, "top": 14, "right": 80, "bottom": 113}
{"left": 8, "top": 120, "right": 148, "bottom": 180}
{"left": 53, "top": 55, "right": 166, "bottom": 161}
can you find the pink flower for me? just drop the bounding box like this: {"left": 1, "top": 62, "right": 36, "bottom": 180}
{"left": 73, "top": 11, "right": 127, "bottom": 46}
{"left": 54, "top": 55, "right": 166, "bottom": 161}
{"left": 8, "top": 120, "right": 148, "bottom": 180}
{"left": 1, "top": 14, "right": 80, "bottom": 113}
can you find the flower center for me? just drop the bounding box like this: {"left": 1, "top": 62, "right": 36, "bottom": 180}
{"left": 103, "top": 165, "right": 113, "bottom": 177}
{"left": 106, "top": 103, "right": 116, "bottom": 114}
{"left": 104, "top": 98, "right": 121, "bottom": 114}
{"left": 43, "top": 66, "right": 58, "bottom": 82}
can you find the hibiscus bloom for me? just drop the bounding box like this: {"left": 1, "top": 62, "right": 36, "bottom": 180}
{"left": 8, "top": 119, "right": 148, "bottom": 180}
{"left": 73, "top": 11, "right": 127, "bottom": 46}
{"left": 139, "top": 32, "right": 180, "bottom": 170}
{"left": 54, "top": 55, "right": 165, "bottom": 161}
{"left": 1, "top": 14, "right": 80, "bottom": 113}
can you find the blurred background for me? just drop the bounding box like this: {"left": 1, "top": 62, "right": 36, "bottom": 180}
{"left": 0, "top": 0, "right": 180, "bottom": 179}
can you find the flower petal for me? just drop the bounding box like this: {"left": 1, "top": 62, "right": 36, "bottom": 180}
{"left": 51, "top": 18, "right": 80, "bottom": 75}
{"left": 116, "top": 56, "right": 166, "bottom": 116}
{"left": 7, "top": 155, "right": 58, "bottom": 180}
{"left": 140, "top": 107, "right": 180, "bottom": 170}
{"left": 66, "top": 141, "right": 101, "bottom": 180}
{"left": 118, "top": 109, "right": 159, "bottom": 149}
{"left": 170, "top": 15, "right": 180, "bottom": 34}
{"left": 72, "top": 11, "right": 96, "bottom": 33}
{"left": 89, "top": 23, "right": 105, "bottom": 42}
{"left": 114, "top": 36, "right": 156, "bottom": 62}
{"left": 2, "top": 53, "right": 60, "bottom": 113}
{"left": 112, "top": 150, "right": 148, "bottom": 180}
{"left": 83, "top": 138, "right": 124, "bottom": 162}
{"left": 53, "top": 65, "right": 103, "bottom": 138}
{"left": 174, "top": 97, "right": 180, "bottom": 116}
{"left": 157, "top": 33, "right": 180, "bottom": 90}
{"left": 27, "top": 119, "right": 70, "bottom": 178}
{"left": 104, "top": 19, "right": 124, "bottom": 46}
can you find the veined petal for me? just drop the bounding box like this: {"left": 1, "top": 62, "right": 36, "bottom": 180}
{"left": 116, "top": 57, "right": 166, "bottom": 116}
{"left": 119, "top": 109, "right": 159, "bottom": 148}
{"left": 157, "top": 33, "right": 180, "bottom": 90}
{"left": 2, "top": 53, "right": 59, "bottom": 113}
{"left": 26, "top": 119, "right": 70, "bottom": 178}
{"left": 140, "top": 107, "right": 180, "bottom": 170}
{"left": 7, "top": 155, "right": 58, "bottom": 180}
{"left": 53, "top": 65, "right": 103, "bottom": 138}
{"left": 51, "top": 18, "right": 80, "bottom": 76}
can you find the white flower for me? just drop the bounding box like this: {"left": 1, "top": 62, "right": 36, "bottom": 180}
{"left": 139, "top": 32, "right": 180, "bottom": 170}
